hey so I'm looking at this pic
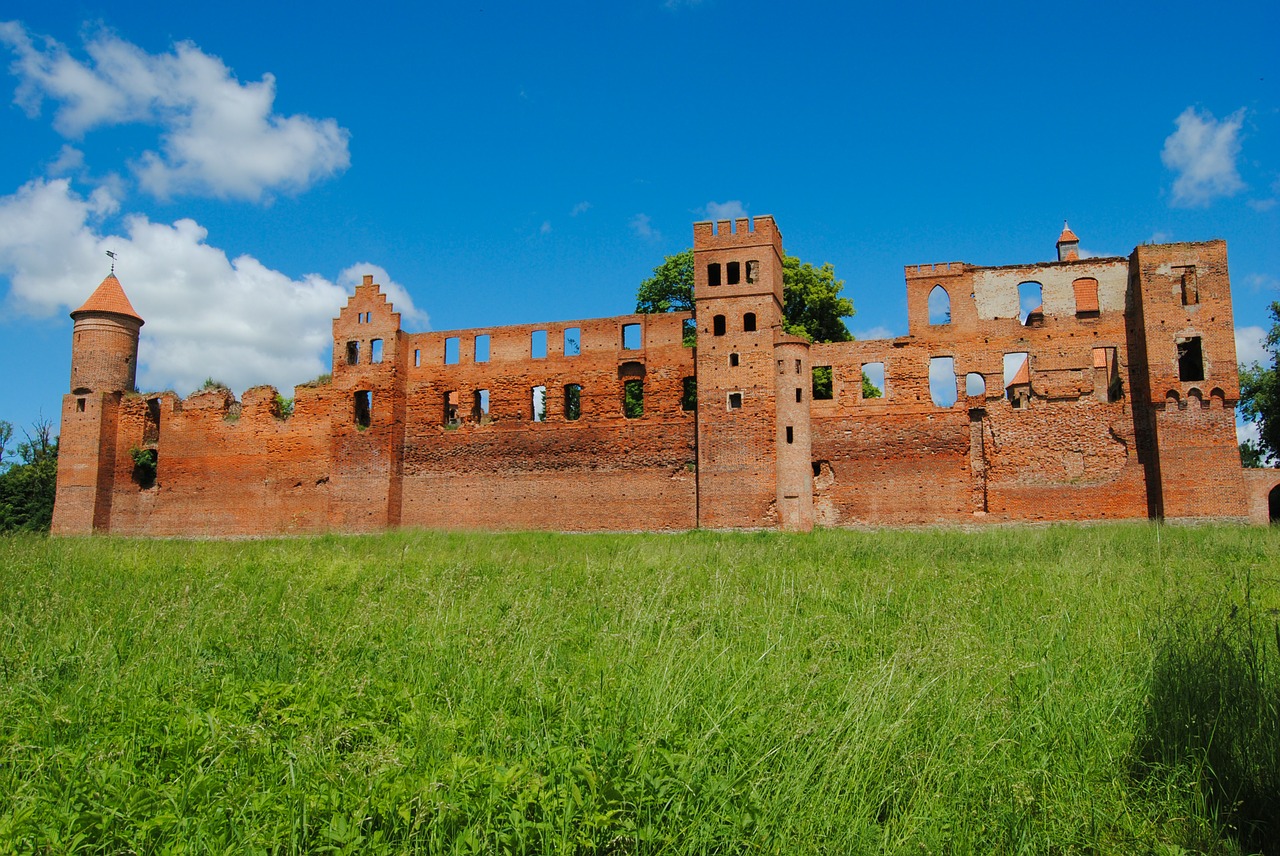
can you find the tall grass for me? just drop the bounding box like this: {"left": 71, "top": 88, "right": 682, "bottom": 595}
{"left": 0, "top": 524, "right": 1277, "bottom": 853}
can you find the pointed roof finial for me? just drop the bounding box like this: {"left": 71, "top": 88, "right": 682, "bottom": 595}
{"left": 1057, "top": 221, "right": 1079, "bottom": 245}
{"left": 105, "top": 249, "right": 117, "bottom": 274}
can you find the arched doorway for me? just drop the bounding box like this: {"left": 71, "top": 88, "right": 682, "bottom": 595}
{"left": 1269, "top": 485, "right": 1280, "bottom": 524}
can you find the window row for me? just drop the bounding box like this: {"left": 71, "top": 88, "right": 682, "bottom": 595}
{"left": 706, "top": 260, "right": 759, "bottom": 287}
{"left": 345, "top": 339, "right": 385, "bottom": 365}
{"left": 927, "top": 278, "right": 1103, "bottom": 326}
{"left": 711, "top": 312, "right": 756, "bottom": 336}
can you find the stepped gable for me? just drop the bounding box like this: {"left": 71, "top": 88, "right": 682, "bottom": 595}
{"left": 71, "top": 273, "right": 143, "bottom": 323}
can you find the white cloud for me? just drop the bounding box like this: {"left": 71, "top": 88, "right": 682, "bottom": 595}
{"left": 1237, "top": 420, "right": 1261, "bottom": 451}
{"left": 928, "top": 356, "right": 957, "bottom": 406}
{"left": 704, "top": 199, "right": 748, "bottom": 221}
{"left": 337, "top": 263, "right": 428, "bottom": 330}
{"left": 1161, "top": 106, "right": 1246, "bottom": 207}
{"left": 630, "top": 213, "right": 660, "bottom": 241}
{"left": 0, "top": 22, "right": 350, "bottom": 201}
{"left": 539, "top": 220, "right": 552, "bottom": 235}
{"left": 852, "top": 325, "right": 895, "bottom": 341}
{"left": 1236, "top": 325, "right": 1269, "bottom": 366}
{"left": 570, "top": 201, "right": 590, "bottom": 216}
{"left": 1244, "top": 273, "right": 1279, "bottom": 292}
{"left": 0, "top": 178, "right": 426, "bottom": 397}
{"left": 47, "top": 144, "right": 83, "bottom": 175}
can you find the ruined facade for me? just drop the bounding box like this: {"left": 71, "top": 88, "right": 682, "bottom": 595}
{"left": 52, "top": 216, "right": 1265, "bottom": 536}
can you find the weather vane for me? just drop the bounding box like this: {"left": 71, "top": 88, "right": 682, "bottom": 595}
{"left": 105, "top": 250, "right": 117, "bottom": 274}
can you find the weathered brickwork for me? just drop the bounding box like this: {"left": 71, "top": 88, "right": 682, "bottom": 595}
{"left": 52, "top": 217, "right": 1262, "bottom": 536}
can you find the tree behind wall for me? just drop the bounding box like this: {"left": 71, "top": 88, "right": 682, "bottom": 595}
{"left": 0, "top": 419, "right": 59, "bottom": 532}
{"left": 1238, "top": 301, "right": 1280, "bottom": 466}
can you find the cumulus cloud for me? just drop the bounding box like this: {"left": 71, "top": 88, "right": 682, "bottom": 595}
{"left": 0, "top": 178, "right": 425, "bottom": 396}
{"left": 852, "top": 325, "right": 896, "bottom": 341}
{"left": 337, "top": 263, "right": 428, "bottom": 330}
{"left": 704, "top": 199, "right": 748, "bottom": 221}
{"left": 1161, "top": 107, "right": 1246, "bottom": 207}
{"left": 630, "top": 213, "right": 660, "bottom": 240}
{"left": 1236, "top": 326, "right": 1269, "bottom": 366}
{"left": 0, "top": 22, "right": 350, "bottom": 201}
{"left": 928, "top": 357, "right": 958, "bottom": 406}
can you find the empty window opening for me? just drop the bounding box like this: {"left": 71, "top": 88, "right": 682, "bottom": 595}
{"left": 531, "top": 385, "right": 547, "bottom": 422}
{"left": 746, "top": 260, "right": 759, "bottom": 283}
{"left": 743, "top": 312, "right": 757, "bottom": 332}
{"left": 965, "top": 372, "right": 986, "bottom": 397}
{"left": 1018, "top": 281, "right": 1043, "bottom": 325}
{"left": 76, "top": 397, "right": 85, "bottom": 412}
{"left": 564, "top": 384, "right": 582, "bottom": 420}
{"left": 861, "top": 362, "right": 885, "bottom": 400}
{"left": 531, "top": 329, "right": 548, "bottom": 359}
{"left": 414, "top": 349, "right": 421, "bottom": 367}
{"left": 144, "top": 398, "right": 162, "bottom": 443}
{"left": 346, "top": 341, "right": 360, "bottom": 365}
{"left": 681, "top": 377, "right": 697, "bottom": 411}
{"left": 1093, "top": 347, "right": 1122, "bottom": 402}
{"left": 1074, "top": 277, "right": 1100, "bottom": 317}
{"left": 812, "top": 366, "right": 834, "bottom": 400}
{"left": 796, "top": 387, "right": 803, "bottom": 403}
{"left": 726, "top": 261, "right": 741, "bottom": 284}
{"left": 563, "top": 327, "right": 581, "bottom": 356}
{"left": 1269, "top": 485, "right": 1280, "bottom": 523}
{"left": 929, "top": 357, "right": 958, "bottom": 408}
{"left": 475, "top": 334, "right": 490, "bottom": 363}
{"left": 928, "top": 285, "right": 951, "bottom": 325}
{"left": 473, "top": 389, "right": 491, "bottom": 423}
{"left": 444, "top": 337, "right": 460, "bottom": 365}
{"left": 713, "top": 315, "right": 726, "bottom": 336}
{"left": 707, "top": 263, "right": 722, "bottom": 287}
{"left": 354, "top": 390, "right": 372, "bottom": 428}
{"left": 623, "top": 379, "right": 644, "bottom": 418}
{"left": 371, "top": 339, "right": 384, "bottom": 363}
{"left": 682, "top": 318, "right": 696, "bottom": 347}
{"left": 795, "top": 359, "right": 802, "bottom": 374}
{"left": 786, "top": 426, "right": 794, "bottom": 444}
{"left": 777, "top": 360, "right": 784, "bottom": 374}
{"left": 729, "top": 353, "right": 739, "bottom": 367}
{"left": 728, "top": 392, "right": 743, "bottom": 410}
{"left": 622, "top": 323, "right": 641, "bottom": 350}
{"left": 1177, "top": 266, "right": 1199, "bottom": 306}
{"left": 1004, "top": 353, "right": 1031, "bottom": 409}
{"left": 443, "top": 391, "right": 459, "bottom": 426}
{"left": 1177, "top": 337, "right": 1205, "bottom": 382}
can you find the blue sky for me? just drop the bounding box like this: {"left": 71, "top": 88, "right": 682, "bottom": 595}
{"left": 0, "top": 1, "right": 1276, "bottom": 446}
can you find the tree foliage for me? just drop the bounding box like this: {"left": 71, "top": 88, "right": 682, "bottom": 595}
{"left": 0, "top": 419, "right": 59, "bottom": 532}
{"left": 635, "top": 250, "right": 694, "bottom": 315}
{"left": 1239, "top": 301, "right": 1280, "bottom": 466}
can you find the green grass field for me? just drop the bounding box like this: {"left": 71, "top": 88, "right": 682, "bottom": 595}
{"left": 1, "top": 525, "right": 1277, "bottom": 854}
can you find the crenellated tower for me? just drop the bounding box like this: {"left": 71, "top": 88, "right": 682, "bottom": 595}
{"left": 693, "top": 215, "right": 812, "bottom": 530}
{"left": 52, "top": 272, "right": 144, "bottom": 534}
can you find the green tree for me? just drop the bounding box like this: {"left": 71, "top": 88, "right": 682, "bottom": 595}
{"left": 1239, "top": 301, "right": 1280, "bottom": 466}
{"left": 0, "top": 418, "right": 59, "bottom": 532}
{"left": 637, "top": 249, "right": 881, "bottom": 398}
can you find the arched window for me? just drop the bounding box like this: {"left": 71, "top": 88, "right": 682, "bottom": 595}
{"left": 1018, "top": 282, "right": 1043, "bottom": 325}
{"left": 1073, "top": 278, "right": 1099, "bottom": 317}
{"left": 743, "top": 312, "right": 756, "bottom": 332}
{"left": 1269, "top": 485, "right": 1280, "bottom": 523}
{"left": 965, "top": 372, "right": 986, "bottom": 397}
{"left": 928, "top": 285, "right": 950, "bottom": 325}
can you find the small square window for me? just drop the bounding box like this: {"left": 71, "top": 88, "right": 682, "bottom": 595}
{"left": 728, "top": 392, "right": 743, "bottom": 410}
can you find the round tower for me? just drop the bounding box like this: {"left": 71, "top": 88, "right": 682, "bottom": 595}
{"left": 69, "top": 272, "right": 144, "bottom": 393}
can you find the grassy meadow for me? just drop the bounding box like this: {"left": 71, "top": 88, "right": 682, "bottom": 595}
{"left": 0, "top": 524, "right": 1277, "bottom": 854}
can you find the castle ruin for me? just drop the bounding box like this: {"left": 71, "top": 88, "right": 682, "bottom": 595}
{"left": 52, "top": 216, "right": 1276, "bottom": 536}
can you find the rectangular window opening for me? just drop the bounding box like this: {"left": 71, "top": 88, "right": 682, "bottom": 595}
{"left": 729, "top": 352, "right": 739, "bottom": 367}
{"left": 681, "top": 377, "right": 697, "bottom": 411}
{"left": 564, "top": 384, "right": 582, "bottom": 420}
{"left": 531, "top": 329, "right": 548, "bottom": 359}
{"left": 443, "top": 391, "right": 459, "bottom": 426}
{"left": 786, "top": 426, "right": 794, "bottom": 444}
{"left": 475, "top": 334, "right": 490, "bottom": 363}
{"left": 707, "top": 263, "right": 722, "bottom": 287}
{"left": 726, "top": 261, "right": 741, "bottom": 285}
{"left": 531, "top": 385, "right": 547, "bottom": 422}
{"left": 812, "top": 366, "right": 834, "bottom": 400}
{"left": 929, "top": 356, "right": 958, "bottom": 407}
{"left": 682, "top": 318, "right": 696, "bottom": 347}
{"left": 861, "top": 362, "right": 885, "bottom": 400}
{"left": 354, "top": 390, "right": 372, "bottom": 428}
{"left": 727, "top": 392, "right": 743, "bottom": 410}
{"left": 795, "top": 387, "right": 803, "bottom": 403}
{"left": 623, "top": 379, "right": 644, "bottom": 418}
{"left": 713, "top": 315, "right": 726, "bottom": 336}
{"left": 1177, "top": 336, "right": 1205, "bottom": 382}
{"left": 444, "top": 337, "right": 460, "bottom": 365}
{"left": 746, "top": 260, "right": 759, "bottom": 283}
{"left": 1178, "top": 266, "right": 1199, "bottom": 306}
{"left": 743, "top": 312, "right": 756, "bottom": 332}
{"left": 1004, "top": 352, "right": 1030, "bottom": 409}
{"left": 1092, "top": 347, "right": 1122, "bottom": 402}
{"left": 346, "top": 341, "right": 359, "bottom": 365}
{"left": 76, "top": 397, "right": 86, "bottom": 412}
{"left": 413, "top": 349, "right": 421, "bottom": 367}
{"left": 622, "top": 323, "right": 641, "bottom": 351}
{"left": 371, "top": 339, "right": 384, "bottom": 364}
{"left": 563, "top": 327, "right": 580, "bottom": 356}
{"left": 473, "top": 389, "right": 491, "bottom": 423}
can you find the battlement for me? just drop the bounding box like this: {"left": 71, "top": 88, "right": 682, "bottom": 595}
{"left": 905, "top": 261, "right": 967, "bottom": 278}
{"left": 693, "top": 215, "right": 783, "bottom": 255}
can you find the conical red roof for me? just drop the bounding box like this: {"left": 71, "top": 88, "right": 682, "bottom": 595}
{"left": 71, "top": 273, "right": 143, "bottom": 323}
{"left": 1006, "top": 355, "right": 1030, "bottom": 387}
{"left": 1057, "top": 221, "right": 1079, "bottom": 245}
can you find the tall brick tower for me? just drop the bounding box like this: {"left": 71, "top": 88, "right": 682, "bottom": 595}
{"left": 693, "top": 216, "right": 813, "bottom": 530}
{"left": 1127, "top": 240, "right": 1247, "bottom": 520}
{"left": 51, "top": 272, "right": 144, "bottom": 534}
